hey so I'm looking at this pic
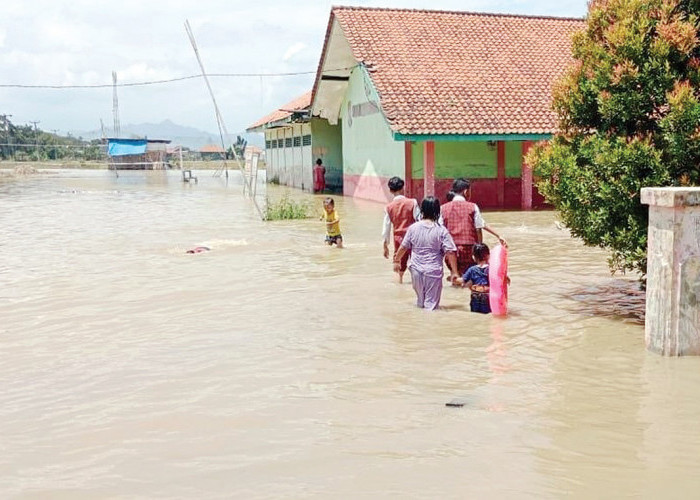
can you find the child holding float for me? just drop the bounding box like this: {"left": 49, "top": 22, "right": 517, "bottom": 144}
{"left": 457, "top": 243, "right": 492, "bottom": 313}
{"left": 456, "top": 242, "right": 509, "bottom": 315}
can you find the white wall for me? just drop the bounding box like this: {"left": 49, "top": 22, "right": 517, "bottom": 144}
{"left": 264, "top": 123, "right": 312, "bottom": 191}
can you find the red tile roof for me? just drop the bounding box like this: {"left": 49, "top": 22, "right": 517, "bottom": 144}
{"left": 318, "top": 7, "right": 584, "bottom": 136}
{"left": 200, "top": 144, "right": 225, "bottom": 153}
{"left": 247, "top": 91, "right": 312, "bottom": 130}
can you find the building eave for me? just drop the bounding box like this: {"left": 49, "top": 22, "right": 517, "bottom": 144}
{"left": 392, "top": 132, "right": 553, "bottom": 142}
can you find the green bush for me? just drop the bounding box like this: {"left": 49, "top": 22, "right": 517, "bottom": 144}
{"left": 529, "top": 0, "right": 700, "bottom": 278}
{"left": 264, "top": 193, "right": 310, "bottom": 221}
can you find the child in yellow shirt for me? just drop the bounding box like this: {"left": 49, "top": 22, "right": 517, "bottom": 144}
{"left": 321, "top": 197, "right": 343, "bottom": 248}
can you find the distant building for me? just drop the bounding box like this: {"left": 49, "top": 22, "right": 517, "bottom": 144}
{"left": 107, "top": 138, "right": 171, "bottom": 170}
{"left": 250, "top": 7, "right": 584, "bottom": 208}
{"left": 200, "top": 143, "right": 226, "bottom": 160}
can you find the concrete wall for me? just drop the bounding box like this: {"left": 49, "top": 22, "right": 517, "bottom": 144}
{"left": 340, "top": 66, "right": 404, "bottom": 203}
{"left": 310, "top": 117, "right": 343, "bottom": 191}
{"left": 264, "top": 122, "right": 312, "bottom": 191}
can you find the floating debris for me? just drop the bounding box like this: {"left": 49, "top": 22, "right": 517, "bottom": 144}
{"left": 445, "top": 398, "right": 467, "bottom": 408}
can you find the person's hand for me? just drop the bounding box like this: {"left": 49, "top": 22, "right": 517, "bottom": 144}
{"left": 383, "top": 244, "right": 389, "bottom": 259}
{"left": 393, "top": 261, "right": 401, "bottom": 273}
{"left": 499, "top": 237, "right": 508, "bottom": 248}
{"left": 449, "top": 272, "right": 459, "bottom": 284}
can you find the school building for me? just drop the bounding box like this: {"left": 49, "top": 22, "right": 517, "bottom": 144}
{"left": 247, "top": 92, "right": 343, "bottom": 192}
{"left": 249, "top": 7, "right": 584, "bottom": 208}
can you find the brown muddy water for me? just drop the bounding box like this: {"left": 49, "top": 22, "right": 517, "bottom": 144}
{"left": 1, "top": 169, "right": 699, "bottom": 498}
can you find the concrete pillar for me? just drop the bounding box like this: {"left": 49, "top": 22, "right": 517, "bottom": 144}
{"left": 521, "top": 141, "right": 534, "bottom": 210}
{"left": 423, "top": 140, "right": 435, "bottom": 197}
{"left": 641, "top": 187, "right": 700, "bottom": 355}
{"left": 404, "top": 141, "right": 413, "bottom": 198}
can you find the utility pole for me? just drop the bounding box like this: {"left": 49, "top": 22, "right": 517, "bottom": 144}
{"left": 112, "top": 71, "right": 121, "bottom": 136}
{"left": 29, "top": 120, "right": 40, "bottom": 161}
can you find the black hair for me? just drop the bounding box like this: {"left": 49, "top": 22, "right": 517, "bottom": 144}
{"left": 420, "top": 196, "right": 441, "bottom": 221}
{"left": 316, "top": 158, "right": 323, "bottom": 165}
{"left": 446, "top": 190, "right": 455, "bottom": 202}
{"left": 387, "top": 176, "right": 405, "bottom": 193}
{"left": 472, "top": 243, "right": 490, "bottom": 263}
{"left": 452, "top": 178, "right": 471, "bottom": 194}
{"left": 323, "top": 197, "right": 334, "bottom": 206}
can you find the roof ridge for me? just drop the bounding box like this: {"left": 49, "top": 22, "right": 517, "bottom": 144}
{"left": 330, "top": 5, "right": 584, "bottom": 23}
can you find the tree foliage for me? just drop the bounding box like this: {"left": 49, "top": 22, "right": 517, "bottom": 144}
{"left": 0, "top": 115, "right": 102, "bottom": 161}
{"left": 528, "top": 0, "right": 700, "bottom": 276}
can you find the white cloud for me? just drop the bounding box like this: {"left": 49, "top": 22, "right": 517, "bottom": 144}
{"left": 0, "top": 0, "right": 587, "bottom": 133}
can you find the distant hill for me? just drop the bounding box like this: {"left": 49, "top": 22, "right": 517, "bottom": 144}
{"left": 71, "top": 119, "right": 263, "bottom": 150}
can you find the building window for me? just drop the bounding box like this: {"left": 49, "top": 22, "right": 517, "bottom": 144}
{"left": 302, "top": 134, "right": 311, "bottom": 146}
{"left": 285, "top": 137, "right": 293, "bottom": 148}
{"left": 270, "top": 139, "right": 277, "bottom": 149}
{"left": 265, "top": 140, "right": 271, "bottom": 149}
{"left": 293, "top": 136, "right": 301, "bottom": 147}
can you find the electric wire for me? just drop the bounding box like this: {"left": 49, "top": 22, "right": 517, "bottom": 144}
{"left": 0, "top": 66, "right": 358, "bottom": 90}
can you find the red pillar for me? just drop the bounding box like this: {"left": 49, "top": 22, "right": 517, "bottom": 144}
{"left": 521, "top": 141, "right": 534, "bottom": 210}
{"left": 424, "top": 140, "right": 435, "bottom": 197}
{"left": 404, "top": 141, "right": 413, "bottom": 198}
{"left": 496, "top": 141, "right": 506, "bottom": 208}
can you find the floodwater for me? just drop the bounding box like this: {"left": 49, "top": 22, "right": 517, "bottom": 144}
{"left": 1, "top": 169, "right": 699, "bottom": 499}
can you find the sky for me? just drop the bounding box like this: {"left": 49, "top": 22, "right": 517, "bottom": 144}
{"left": 0, "top": 0, "right": 588, "bottom": 136}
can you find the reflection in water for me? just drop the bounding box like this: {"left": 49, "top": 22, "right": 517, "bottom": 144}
{"left": 1, "top": 169, "right": 699, "bottom": 498}
{"left": 568, "top": 279, "right": 646, "bottom": 324}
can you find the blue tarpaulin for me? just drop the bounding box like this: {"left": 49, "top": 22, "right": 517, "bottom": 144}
{"left": 108, "top": 139, "right": 147, "bottom": 157}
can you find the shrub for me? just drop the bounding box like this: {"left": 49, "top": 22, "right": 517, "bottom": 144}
{"left": 264, "top": 193, "right": 310, "bottom": 221}
{"left": 529, "top": 0, "right": 700, "bottom": 278}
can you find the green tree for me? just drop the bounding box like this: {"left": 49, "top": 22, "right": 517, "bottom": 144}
{"left": 528, "top": 0, "right": 700, "bottom": 277}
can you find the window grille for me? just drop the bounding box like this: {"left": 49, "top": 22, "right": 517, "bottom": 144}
{"left": 302, "top": 135, "right": 311, "bottom": 146}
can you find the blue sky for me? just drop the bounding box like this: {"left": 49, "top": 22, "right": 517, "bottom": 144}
{"left": 0, "top": 0, "right": 588, "bottom": 135}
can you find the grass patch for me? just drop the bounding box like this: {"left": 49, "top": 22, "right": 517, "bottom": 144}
{"left": 264, "top": 193, "right": 311, "bottom": 221}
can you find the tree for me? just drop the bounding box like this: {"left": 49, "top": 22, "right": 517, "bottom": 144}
{"left": 233, "top": 135, "right": 247, "bottom": 160}
{"left": 528, "top": 0, "right": 700, "bottom": 277}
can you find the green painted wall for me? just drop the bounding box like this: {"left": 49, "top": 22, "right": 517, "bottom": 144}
{"left": 341, "top": 67, "right": 404, "bottom": 178}
{"left": 411, "top": 140, "right": 525, "bottom": 179}
{"left": 311, "top": 117, "right": 343, "bottom": 189}
{"left": 505, "top": 141, "right": 523, "bottom": 177}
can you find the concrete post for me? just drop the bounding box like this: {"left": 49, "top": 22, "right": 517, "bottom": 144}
{"left": 423, "top": 141, "right": 435, "bottom": 197}
{"left": 641, "top": 187, "right": 700, "bottom": 355}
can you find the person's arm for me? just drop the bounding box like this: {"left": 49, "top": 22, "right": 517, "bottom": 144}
{"left": 413, "top": 200, "right": 421, "bottom": 221}
{"left": 442, "top": 230, "right": 459, "bottom": 282}
{"left": 445, "top": 252, "right": 459, "bottom": 283}
{"left": 483, "top": 226, "right": 507, "bottom": 247}
{"left": 473, "top": 205, "right": 505, "bottom": 246}
{"left": 325, "top": 211, "right": 339, "bottom": 226}
{"left": 382, "top": 210, "right": 392, "bottom": 258}
{"left": 393, "top": 246, "right": 408, "bottom": 273}
{"left": 393, "top": 229, "right": 412, "bottom": 272}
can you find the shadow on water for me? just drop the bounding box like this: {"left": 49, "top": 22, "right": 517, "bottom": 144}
{"left": 566, "top": 278, "right": 645, "bottom": 325}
